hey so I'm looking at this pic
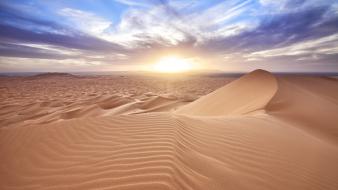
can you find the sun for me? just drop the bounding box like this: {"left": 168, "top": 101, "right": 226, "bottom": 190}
{"left": 152, "top": 56, "right": 193, "bottom": 73}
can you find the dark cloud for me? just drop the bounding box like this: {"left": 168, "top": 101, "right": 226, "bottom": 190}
{"left": 0, "top": 24, "right": 125, "bottom": 52}
{"left": 0, "top": 43, "right": 72, "bottom": 59}
{"left": 202, "top": 5, "right": 338, "bottom": 53}
{"left": 250, "top": 53, "right": 338, "bottom": 70}
{"left": 157, "top": 0, "right": 182, "bottom": 18}
{"left": 284, "top": 0, "right": 306, "bottom": 9}
{"left": 0, "top": 2, "right": 127, "bottom": 59}
{"left": 0, "top": 2, "right": 67, "bottom": 33}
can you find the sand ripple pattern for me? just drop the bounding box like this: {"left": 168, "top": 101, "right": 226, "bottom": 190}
{"left": 1, "top": 113, "right": 338, "bottom": 190}
{"left": 1, "top": 70, "right": 338, "bottom": 190}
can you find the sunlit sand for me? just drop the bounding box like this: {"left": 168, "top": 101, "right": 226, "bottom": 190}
{"left": 1, "top": 70, "right": 338, "bottom": 190}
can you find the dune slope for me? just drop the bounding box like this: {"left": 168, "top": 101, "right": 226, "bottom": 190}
{"left": 175, "top": 69, "right": 278, "bottom": 116}
{"left": 266, "top": 76, "right": 338, "bottom": 144}
{"left": 1, "top": 70, "right": 338, "bottom": 190}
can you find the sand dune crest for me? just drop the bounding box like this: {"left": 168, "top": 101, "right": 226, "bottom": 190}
{"left": 176, "top": 69, "right": 278, "bottom": 116}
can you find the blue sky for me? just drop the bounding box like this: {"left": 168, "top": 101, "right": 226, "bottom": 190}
{"left": 0, "top": 0, "right": 337, "bottom": 72}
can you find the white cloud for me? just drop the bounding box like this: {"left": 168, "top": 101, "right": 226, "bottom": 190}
{"left": 248, "top": 33, "right": 338, "bottom": 58}
{"left": 167, "top": 0, "right": 198, "bottom": 9}
{"left": 0, "top": 56, "right": 143, "bottom": 72}
{"left": 49, "top": 1, "right": 254, "bottom": 50}
{"left": 59, "top": 8, "right": 111, "bottom": 36}
{"left": 259, "top": 0, "right": 338, "bottom": 14}
{"left": 259, "top": 0, "right": 287, "bottom": 7}
{"left": 113, "top": 0, "right": 151, "bottom": 7}
{"left": 102, "top": 6, "right": 189, "bottom": 47}
{"left": 0, "top": 56, "right": 112, "bottom": 72}
{"left": 194, "top": 0, "right": 251, "bottom": 26}
{"left": 17, "top": 43, "right": 82, "bottom": 56}
{"left": 102, "top": 0, "right": 253, "bottom": 47}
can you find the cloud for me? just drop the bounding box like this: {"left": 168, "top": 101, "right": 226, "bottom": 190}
{"left": 102, "top": 0, "right": 254, "bottom": 49}
{"left": 103, "top": 5, "right": 193, "bottom": 47}
{"left": 0, "top": 23, "right": 125, "bottom": 52}
{"left": 200, "top": 5, "right": 338, "bottom": 53}
{"left": 259, "top": 0, "right": 304, "bottom": 9}
{"left": 0, "top": 57, "right": 99, "bottom": 72}
{"left": 113, "top": 0, "right": 152, "bottom": 7}
{"left": 0, "top": 2, "right": 70, "bottom": 35}
{"left": 258, "top": 0, "right": 335, "bottom": 12}
{"left": 1, "top": 0, "right": 337, "bottom": 72}
{"left": 248, "top": 33, "right": 338, "bottom": 58}
{"left": 58, "top": 8, "right": 112, "bottom": 35}
{"left": 0, "top": 43, "right": 77, "bottom": 59}
{"left": 0, "top": 56, "right": 140, "bottom": 72}
{"left": 0, "top": 2, "right": 128, "bottom": 62}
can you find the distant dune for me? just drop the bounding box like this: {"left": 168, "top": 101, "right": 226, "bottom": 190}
{"left": 1, "top": 70, "right": 338, "bottom": 190}
{"left": 28, "top": 72, "right": 78, "bottom": 79}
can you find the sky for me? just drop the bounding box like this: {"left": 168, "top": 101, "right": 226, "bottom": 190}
{"left": 0, "top": 0, "right": 338, "bottom": 73}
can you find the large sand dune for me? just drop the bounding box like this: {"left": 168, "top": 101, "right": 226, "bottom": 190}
{"left": 176, "top": 69, "right": 278, "bottom": 116}
{"left": 1, "top": 70, "right": 338, "bottom": 190}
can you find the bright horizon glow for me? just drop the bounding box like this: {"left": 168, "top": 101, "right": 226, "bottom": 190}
{"left": 152, "top": 56, "right": 193, "bottom": 73}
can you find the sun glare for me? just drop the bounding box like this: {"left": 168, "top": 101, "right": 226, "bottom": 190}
{"left": 153, "top": 56, "right": 193, "bottom": 73}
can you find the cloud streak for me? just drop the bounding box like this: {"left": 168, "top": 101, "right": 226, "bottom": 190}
{"left": 0, "top": 0, "right": 337, "bottom": 72}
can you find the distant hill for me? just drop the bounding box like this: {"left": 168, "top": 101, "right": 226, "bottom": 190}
{"left": 28, "top": 72, "right": 78, "bottom": 79}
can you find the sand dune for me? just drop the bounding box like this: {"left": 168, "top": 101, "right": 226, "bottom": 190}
{"left": 176, "top": 69, "right": 338, "bottom": 144}
{"left": 176, "top": 69, "right": 278, "bottom": 116}
{"left": 266, "top": 76, "right": 338, "bottom": 144}
{"left": 1, "top": 70, "right": 338, "bottom": 190}
{"left": 0, "top": 74, "right": 231, "bottom": 127}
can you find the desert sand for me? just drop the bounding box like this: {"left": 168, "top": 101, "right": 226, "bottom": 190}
{"left": 1, "top": 69, "right": 338, "bottom": 190}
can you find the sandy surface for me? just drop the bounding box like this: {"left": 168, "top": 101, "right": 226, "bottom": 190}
{"left": 0, "top": 73, "right": 233, "bottom": 127}
{"left": 1, "top": 70, "right": 338, "bottom": 190}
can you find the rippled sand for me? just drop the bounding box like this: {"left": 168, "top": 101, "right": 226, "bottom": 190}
{"left": 1, "top": 70, "right": 338, "bottom": 190}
